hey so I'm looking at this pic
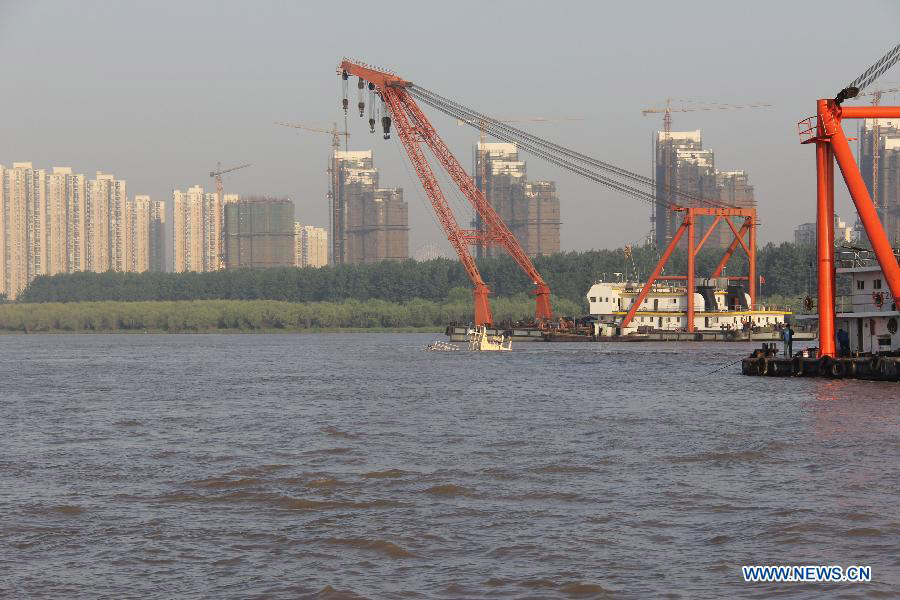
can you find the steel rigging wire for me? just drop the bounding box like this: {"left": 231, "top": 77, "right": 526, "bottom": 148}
{"left": 407, "top": 84, "right": 734, "bottom": 210}
{"left": 836, "top": 41, "right": 900, "bottom": 103}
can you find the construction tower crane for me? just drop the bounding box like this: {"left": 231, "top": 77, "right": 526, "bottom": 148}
{"left": 275, "top": 121, "right": 352, "bottom": 265}
{"left": 338, "top": 59, "right": 552, "bottom": 325}
{"left": 210, "top": 162, "right": 252, "bottom": 203}
{"left": 641, "top": 99, "right": 772, "bottom": 138}
{"left": 208, "top": 162, "right": 251, "bottom": 269}
{"left": 274, "top": 121, "right": 350, "bottom": 152}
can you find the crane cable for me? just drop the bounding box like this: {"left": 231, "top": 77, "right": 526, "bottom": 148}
{"left": 836, "top": 41, "right": 900, "bottom": 104}
{"left": 408, "top": 87, "right": 673, "bottom": 209}
{"left": 407, "top": 84, "right": 734, "bottom": 210}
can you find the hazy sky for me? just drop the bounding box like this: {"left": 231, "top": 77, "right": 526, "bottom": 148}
{"left": 3, "top": 0, "right": 900, "bottom": 256}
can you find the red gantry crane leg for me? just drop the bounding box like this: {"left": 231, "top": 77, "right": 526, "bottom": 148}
{"left": 339, "top": 59, "right": 553, "bottom": 324}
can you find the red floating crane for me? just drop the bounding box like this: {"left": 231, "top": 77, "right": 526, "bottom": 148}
{"left": 338, "top": 59, "right": 552, "bottom": 326}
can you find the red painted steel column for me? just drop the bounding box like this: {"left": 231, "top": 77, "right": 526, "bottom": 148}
{"left": 816, "top": 101, "right": 836, "bottom": 358}
{"left": 686, "top": 210, "right": 696, "bottom": 333}
{"left": 829, "top": 119, "right": 900, "bottom": 316}
{"left": 748, "top": 216, "right": 757, "bottom": 307}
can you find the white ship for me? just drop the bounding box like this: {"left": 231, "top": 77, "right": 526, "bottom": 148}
{"left": 586, "top": 278, "right": 790, "bottom": 337}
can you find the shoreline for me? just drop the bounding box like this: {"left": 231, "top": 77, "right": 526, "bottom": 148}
{"left": 0, "top": 326, "right": 444, "bottom": 335}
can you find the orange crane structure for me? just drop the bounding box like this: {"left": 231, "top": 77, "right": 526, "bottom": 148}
{"left": 338, "top": 59, "right": 552, "bottom": 325}
{"left": 798, "top": 42, "right": 900, "bottom": 358}
{"left": 338, "top": 59, "right": 760, "bottom": 331}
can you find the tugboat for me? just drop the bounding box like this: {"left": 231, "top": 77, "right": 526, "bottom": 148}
{"left": 468, "top": 325, "right": 512, "bottom": 352}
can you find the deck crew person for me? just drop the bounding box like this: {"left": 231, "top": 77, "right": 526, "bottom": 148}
{"left": 782, "top": 323, "right": 794, "bottom": 357}
{"left": 837, "top": 327, "right": 850, "bottom": 357}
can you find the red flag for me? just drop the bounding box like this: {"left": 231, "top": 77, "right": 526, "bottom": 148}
{"left": 759, "top": 275, "right": 766, "bottom": 284}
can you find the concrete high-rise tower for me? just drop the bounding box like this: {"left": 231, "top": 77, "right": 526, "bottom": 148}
{"left": 173, "top": 185, "right": 206, "bottom": 273}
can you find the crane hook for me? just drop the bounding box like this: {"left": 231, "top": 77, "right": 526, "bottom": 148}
{"left": 382, "top": 116, "right": 392, "bottom": 140}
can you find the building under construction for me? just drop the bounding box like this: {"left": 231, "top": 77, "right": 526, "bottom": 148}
{"left": 223, "top": 197, "right": 295, "bottom": 269}
{"left": 474, "top": 142, "right": 561, "bottom": 258}
{"left": 654, "top": 130, "right": 756, "bottom": 249}
{"left": 332, "top": 149, "right": 408, "bottom": 264}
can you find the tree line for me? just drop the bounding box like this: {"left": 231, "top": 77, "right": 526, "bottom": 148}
{"left": 19, "top": 242, "right": 819, "bottom": 307}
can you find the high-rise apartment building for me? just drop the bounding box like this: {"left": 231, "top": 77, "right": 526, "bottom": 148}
{"left": 173, "top": 185, "right": 213, "bottom": 273}
{"left": 85, "top": 171, "right": 129, "bottom": 272}
{"left": 46, "top": 167, "right": 71, "bottom": 276}
{"left": 332, "top": 149, "right": 409, "bottom": 265}
{"left": 0, "top": 163, "right": 29, "bottom": 299}
{"left": 475, "top": 142, "right": 561, "bottom": 258}
{"left": 294, "top": 222, "right": 328, "bottom": 268}
{"left": 653, "top": 130, "right": 756, "bottom": 249}
{"left": 223, "top": 197, "right": 295, "bottom": 269}
{"left": 131, "top": 195, "right": 151, "bottom": 273}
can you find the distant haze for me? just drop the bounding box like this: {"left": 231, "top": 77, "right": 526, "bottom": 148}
{"left": 3, "top": 0, "right": 899, "bottom": 254}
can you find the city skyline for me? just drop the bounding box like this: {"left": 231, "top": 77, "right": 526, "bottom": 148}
{"left": 4, "top": 1, "right": 899, "bottom": 257}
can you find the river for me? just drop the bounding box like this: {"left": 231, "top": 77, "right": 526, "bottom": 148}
{"left": 1, "top": 334, "right": 897, "bottom": 599}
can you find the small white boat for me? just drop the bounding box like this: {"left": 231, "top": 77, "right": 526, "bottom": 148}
{"left": 426, "top": 340, "right": 459, "bottom": 352}
{"left": 468, "top": 326, "right": 512, "bottom": 352}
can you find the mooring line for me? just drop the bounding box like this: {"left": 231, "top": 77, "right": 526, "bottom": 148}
{"left": 706, "top": 356, "right": 746, "bottom": 375}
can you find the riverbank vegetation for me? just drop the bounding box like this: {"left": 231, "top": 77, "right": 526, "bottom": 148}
{"left": 0, "top": 292, "right": 582, "bottom": 333}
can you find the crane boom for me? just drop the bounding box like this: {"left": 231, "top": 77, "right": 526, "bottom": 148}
{"left": 209, "top": 162, "right": 251, "bottom": 178}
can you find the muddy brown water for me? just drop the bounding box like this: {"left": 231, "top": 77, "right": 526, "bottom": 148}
{"left": 1, "top": 334, "right": 897, "bottom": 599}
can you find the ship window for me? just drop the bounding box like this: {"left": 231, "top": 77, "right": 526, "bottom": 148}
{"left": 857, "top": 280, "right": 865, "bottom": 290}
{"left": 672, "top": 298, "right": 676, "bottom": 304}
{"left": 590, "top": 297, "right": 596, "bottom": 302}
{"left": 874, "top": 279, "right": 882, "bottom": 290}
